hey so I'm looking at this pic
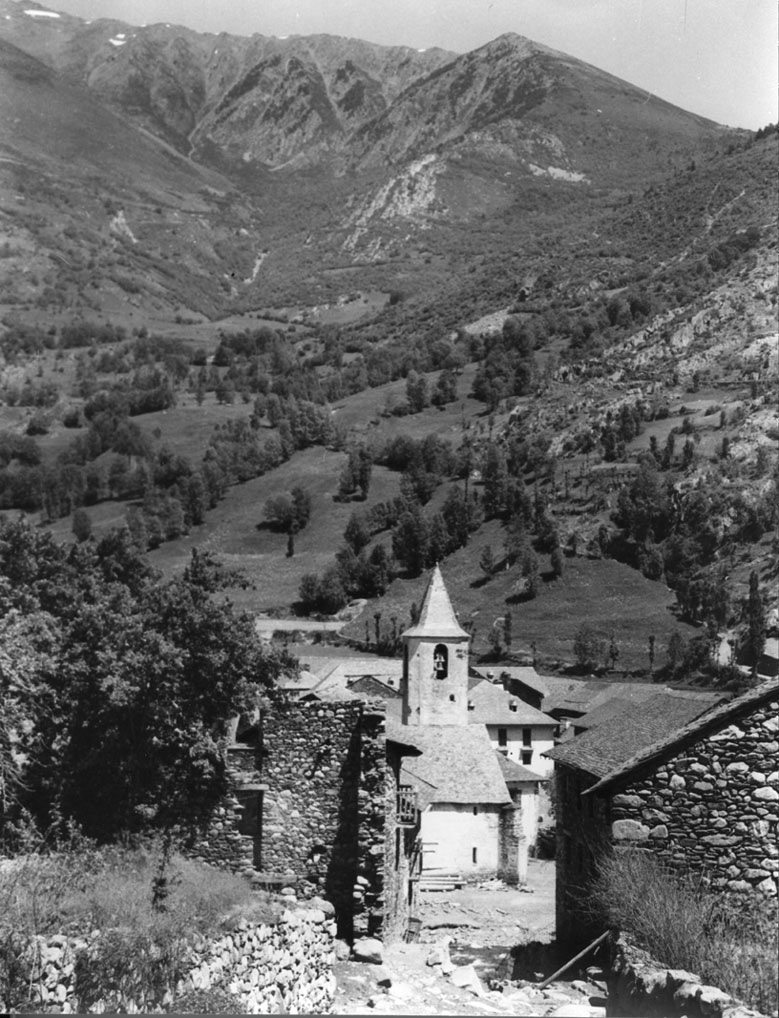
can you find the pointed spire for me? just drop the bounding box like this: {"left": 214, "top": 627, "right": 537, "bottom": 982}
{"left": 402, "top": 565, "right": 470, "bottom": 640}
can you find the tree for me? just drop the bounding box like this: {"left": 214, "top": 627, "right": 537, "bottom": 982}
{"left": 392, "top": 508, "right": 428, "bottom": 576}
{"left": 338, "top": 447, "right": 373, "bottom": 501}
{"left": 344, "top": 511, "right": 370, "bottom": 553}
{"left": 405, "top": 371, "right": 428, "bottom": 414}
{"left": 432, "top": 369, "right": 458, "bottom": 407}
{"left": 482, "top": 445, "right": 508, "bottom": 519}
{"left": 520, "top": 546, "right": 540, "bottom": 599}
{"left": 550, "top": 545, "right": 564, "bottom": 578}
{"left": 72, "top": 508, "right": 92, "bottom": 543}
{"left": 608, "top": 633, "right": 620, "bottom": 672}
{"left": 479, "top": 544, "right": 495, "bottom": 578}
{"left": 503, "top": 610, "right": 513, "bottom": 650}
{"left": 744, "top": 570, "right": 766, "bottom": 673}
{"left": 667, "top": 630, "right": 686, "bottom": 673}
{"left": 0, "top": 521, "right": 290, "bottom": 842}
{"left": 573, "top": 624, "right": 606, "bottom": 672}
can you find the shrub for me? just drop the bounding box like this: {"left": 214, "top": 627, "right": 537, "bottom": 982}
{"left": 588, "top": 849, "right": 778, "bottom": 1015}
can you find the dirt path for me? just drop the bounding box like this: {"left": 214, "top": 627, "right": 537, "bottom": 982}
{"left": 333, "top": 860, "right": 606, "bottom": 1016}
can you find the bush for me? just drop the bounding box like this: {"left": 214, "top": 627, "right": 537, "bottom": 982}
{"left": 588, "top": 849, "right": 778, "bottom": 1015}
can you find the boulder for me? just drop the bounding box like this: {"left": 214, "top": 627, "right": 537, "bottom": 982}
{"left": 450, "top": 963, "right": 484, "bottom": 996}
{"left": 353, "top": 938, "right": 384, "bottom": 964}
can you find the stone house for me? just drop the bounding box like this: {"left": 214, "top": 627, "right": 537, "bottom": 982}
{"left": 546, "top": 681, "right": 779, "bottom": 948}
{"left": 188, "top": 698, "right": 422, "bottom": 944}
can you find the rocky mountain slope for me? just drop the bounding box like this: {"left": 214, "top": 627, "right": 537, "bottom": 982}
{"left": 0, "top": 0, "right": 750, "bottom": 320}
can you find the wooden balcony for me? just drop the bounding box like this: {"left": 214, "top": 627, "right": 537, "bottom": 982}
{"left": 396, "top": 784, "right": 418, "bottom": 827}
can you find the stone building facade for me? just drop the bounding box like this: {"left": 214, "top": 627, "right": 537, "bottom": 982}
{"left": 188, "top": 699, "right": 420, "bottom": 944}
{"left": 549, "top": 681, "right": 779, "bottom": 947}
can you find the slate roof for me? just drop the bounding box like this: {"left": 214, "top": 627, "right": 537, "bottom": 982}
{"left": 387, "top": 720, "right": 511, "bottom": 806}
{"left": 495, "top": 752, "right": 546, "bottom": 785}
{"left": 546, "top": 679, "right": 708, "bottom": 717}
{"left": 573, "top": 698, "right": 634, "bottom": 731}
{"left": 475, "top": 666, "right": 547, "bottom": 691}
{"left": 466, "top": 680, "right": 557, "bottom": 727}
{"left": 402, "top": 565, "right": 470, "bottom": 640}
{"left": 585, "top": 679, "right": 779, "bottom": 796}
{"left": 545, "top": 691, "right": 725, "bottom": 780}
{"left": 277, "top": 669, "right": 320, "bottom": 694}
{"left": 299, "top": 657, "right": 404, "bottom": 701}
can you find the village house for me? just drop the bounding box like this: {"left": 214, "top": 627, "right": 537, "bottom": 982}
{"left": 185, "top": 697, "right": 423, "bottom": 945}
{"left": 466, "top": 677, "right": 556, "bottom": 776}
{"left": 546, "top": 681, "right": 778, "bottom": 948}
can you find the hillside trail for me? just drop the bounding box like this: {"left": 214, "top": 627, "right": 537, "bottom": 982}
{"left": 334, "top": 860, "right": 607, "bottom": 1015}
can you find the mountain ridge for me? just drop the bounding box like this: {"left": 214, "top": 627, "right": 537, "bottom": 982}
{"left": 1, "top": 0, "right": 732, "bottom": 182}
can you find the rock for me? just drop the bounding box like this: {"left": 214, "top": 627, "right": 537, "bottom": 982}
{"left": 374, "top": 965, "right": 392, "bottom": 988}
{"left": 753, "top": 786, "right": 779, "bottom": 801}
{"left": 450, "top": 963, "right": 484, "bottom": 996}
{"left": 334, "top": 938, "right": 352, "bottom": 961}
{"left": 309, "top": 895, "right": 335, "bottom": 916}
{"left": 353, "top": 938, "right": 383, "bottom": 964}
{"left": 612, "top": 819, "right": 650, "bottom": 841}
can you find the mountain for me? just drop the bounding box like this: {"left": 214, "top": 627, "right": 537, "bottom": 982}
{"left": 0, "top": 1, "right": 747, "bottom": 319}
{"left": 1, "top": 4, "right": 729, "bottom": 183}
{"left": 0, "top": 3, "right": 775, "bottom": 675}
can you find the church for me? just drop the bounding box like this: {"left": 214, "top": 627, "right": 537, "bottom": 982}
{"left": 387, "top": 565, "right": 544, "bottom": 884}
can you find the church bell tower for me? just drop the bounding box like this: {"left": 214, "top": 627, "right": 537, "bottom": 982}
{"left": 401, "top": 565, "right": 470, "bottom": 726}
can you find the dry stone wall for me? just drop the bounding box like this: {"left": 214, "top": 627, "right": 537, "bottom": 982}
{"left": 609, "top": 698, "right": 779, "bottom": 895}
{"left": 11, "top": 905, "right": 336, "bottom": 1014}
{"left": 607, "top": 934, "right": 767, "bottom": 1018}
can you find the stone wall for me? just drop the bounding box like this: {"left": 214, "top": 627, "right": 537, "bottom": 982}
{"left": 607, "top": 934, "right": 767, "bottom": 1018}
{"left": 608, "top": 698, "right": 779, "bottom": 895}
{"left": 10, "top": 905, "right": 336, "bottom": 1014}
{"left": 260, "top": 700, "right": 387, "bottom": 940}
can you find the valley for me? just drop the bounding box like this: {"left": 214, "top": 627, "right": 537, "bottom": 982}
{"left": 0, "top": 0, "right": 776, "bottom": 686}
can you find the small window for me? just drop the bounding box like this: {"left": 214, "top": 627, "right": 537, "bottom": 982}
{"left": 521, "top": 749, "right": 532, "bottom": 766}
{"left": 473, "top": 806, "right": 478, "bottom": 815}
{"left": 433, "top": 644, "right": 448, "bottom": 679}
{"left": 472, "top": 847, "right": 477, "bottom": 864}
{"left": 498, "top": 727, "right": 507, "bottom": 747}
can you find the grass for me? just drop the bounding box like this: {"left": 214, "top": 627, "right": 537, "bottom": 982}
{"left": 343, "top": 518, "right": 699, "bottom": 672}
{"left": 588, "top": 849, "right": 778, "bottom": 1015}
{"left": 0, "top": 838, "right": 278, "bottom": 1012}
{"left": 148, "top": 448, "right": 403, "bottom": 612}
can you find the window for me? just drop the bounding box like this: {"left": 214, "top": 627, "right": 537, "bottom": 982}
{"left": 498, "top": 727, "right": 507, "bottom": 747}
{"left": 473, "top": 806, "right": 478, "bottom": 815}
{"left": 433, "top": 644, "right": 448, "bottom": 679}
{"left": 522, "top": 727, "right": 532, "bottom": 747}
{"left": 522, "top": 749, "right": 533, "bottom": 766}
{"left": 472, "top": 847, "right": 478, "bottom": 864}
